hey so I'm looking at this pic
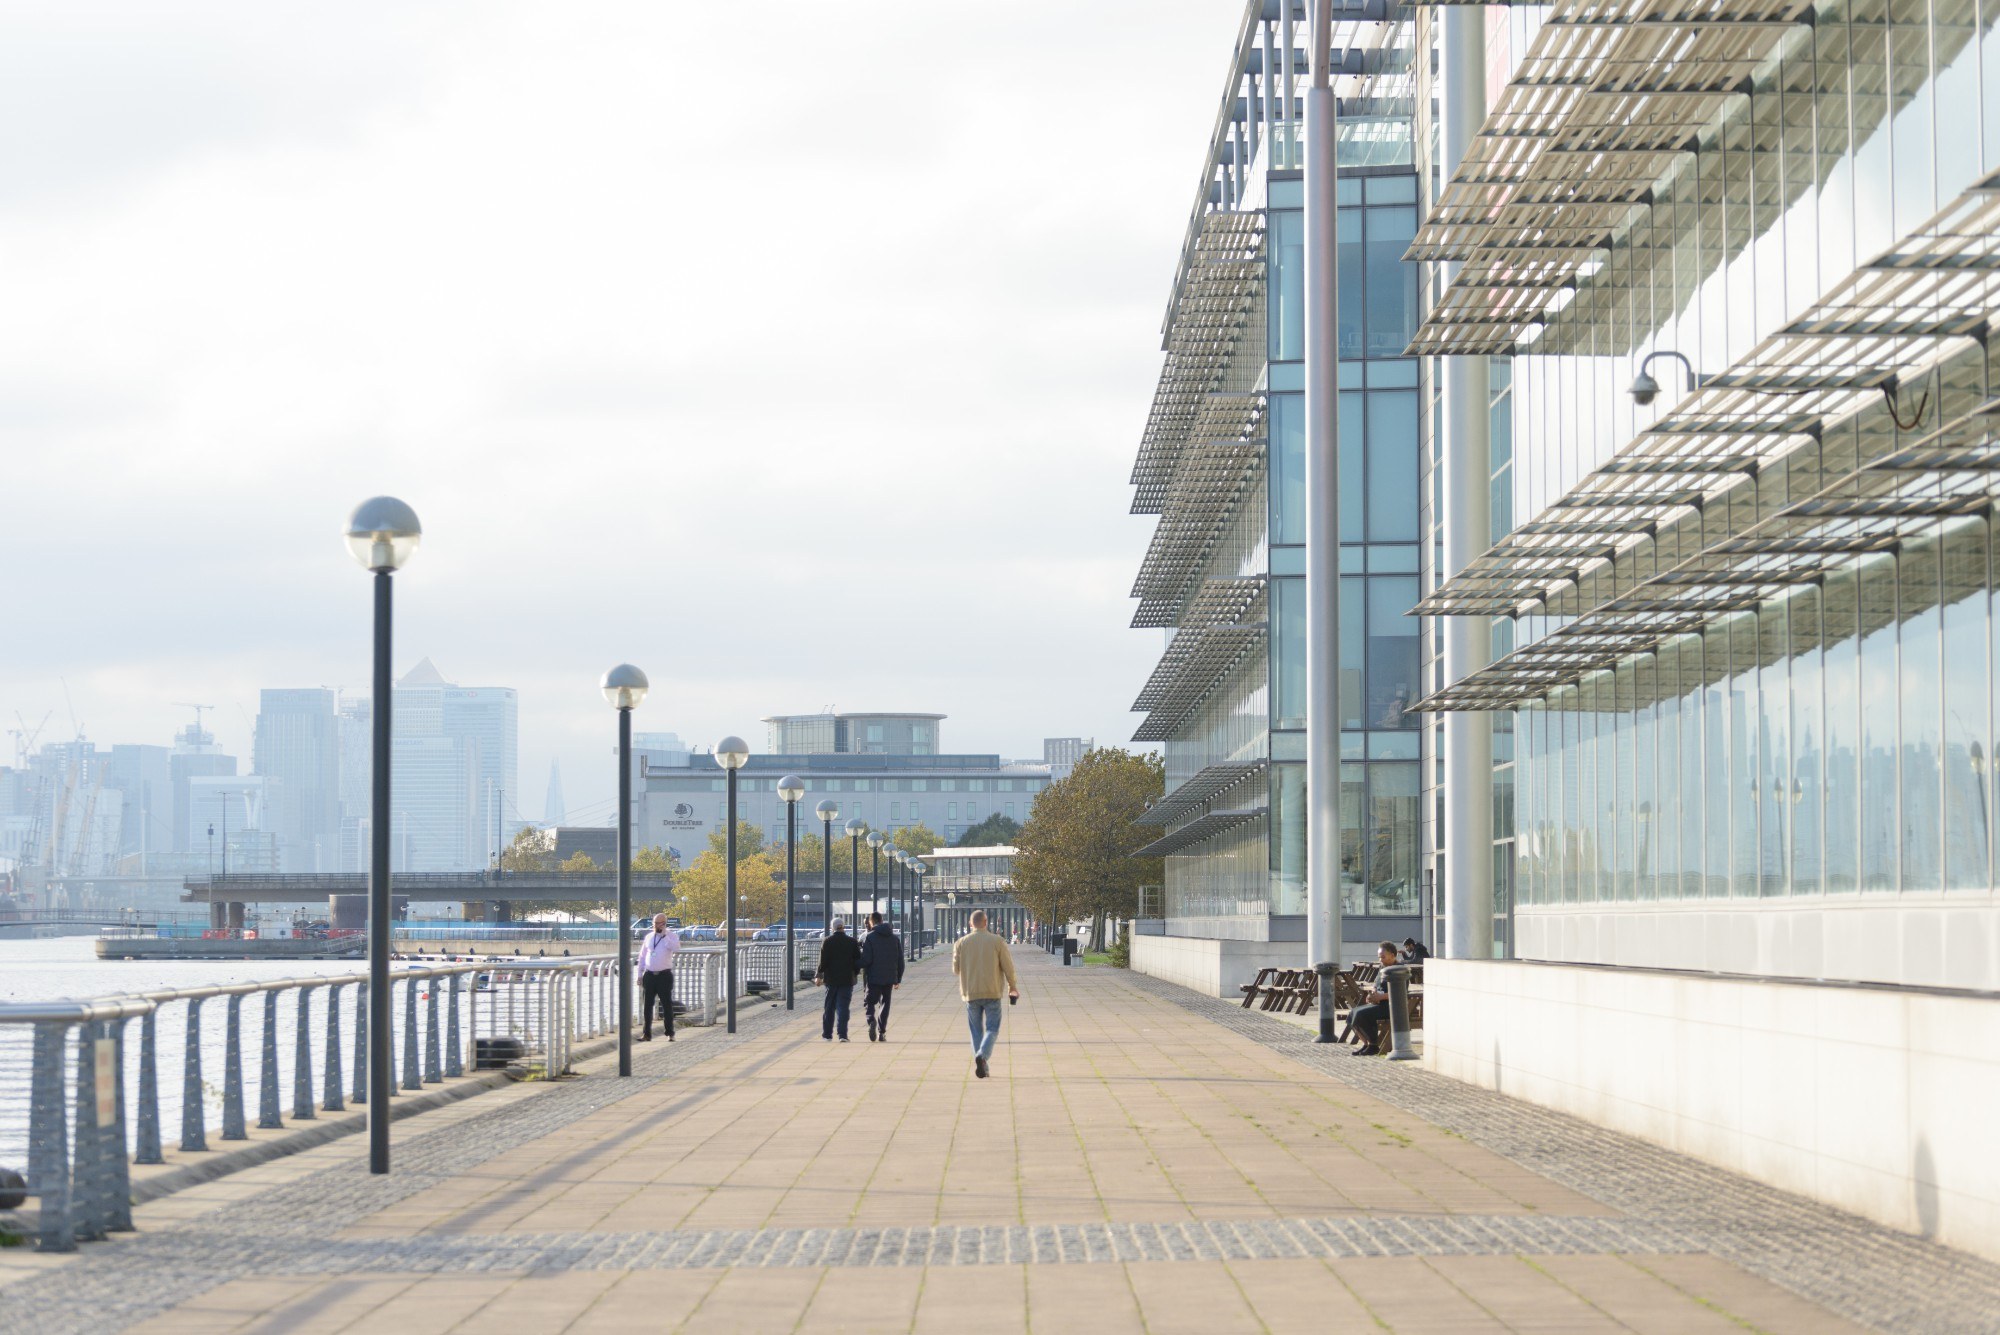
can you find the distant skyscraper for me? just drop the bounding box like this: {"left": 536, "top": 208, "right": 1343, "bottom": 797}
{"left": 254, "top": 688, "right": 339, "bottom": 872}
{"left": 1042, "top": 737, "right": 1091, "bottom": 781}
{"left": 761, "top": 713, "right": 943, "bottom": 755}
{"left": 385, "top": 659, "right": 518, "bottom": 872}
{"left": 543, "top": 759, "right": 565, "bottom": 826}
{"left": 169, "top": 724, "right": 235, "bottom": 855}
{"left": 104, "top": 744, "right": 171, "bottom": 868}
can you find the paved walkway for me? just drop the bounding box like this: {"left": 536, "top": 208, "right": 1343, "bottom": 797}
{"left": 4, "top": 949, "right": 1998, "bottom": 1334}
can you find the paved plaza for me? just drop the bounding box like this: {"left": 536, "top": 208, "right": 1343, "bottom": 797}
{"left": 3, "top": 950, "right": 1998, "bottom": 1334}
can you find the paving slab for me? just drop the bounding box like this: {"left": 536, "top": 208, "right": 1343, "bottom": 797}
{"left": 4, "top": 949, "right": 1997, "bottom": 1334}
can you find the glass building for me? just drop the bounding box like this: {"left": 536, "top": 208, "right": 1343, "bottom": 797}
{"left": 1415, "top": 0, "right": 2000, "bottom": 1261}
{"left": 1128, "top": 1, "right": 1422, "bottom": 989}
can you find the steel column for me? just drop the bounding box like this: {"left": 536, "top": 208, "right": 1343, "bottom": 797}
{"left": 1304, "top": 0, "right": 1344, "bottom": 1042}
{"left": 616, "top": 705, "right": 633, "bottom": 1076}
{"left": 1441, "top": 1, "right": 1495, "bottom": 962}
{"left": 293, "top": 986, "right": 315, "bottom": 1120}
{"left": 134, "top": 1010, "right": 161, "bottom": 1164}
{"left": 258, "top": 990, "right": 282, "bottom": 1130}
{"left": 725, "top": 768, "right": 739, "bottom": 1033}
{"left": 221, "top": 994, "right": 246, "bottom": 1140}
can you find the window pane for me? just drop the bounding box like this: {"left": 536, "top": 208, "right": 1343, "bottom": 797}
{"left": 1268, "top": 207, "right": 1305, "bottom": 359}
{"left": 1366, "top": 390, "right": 1420, "bottom": 542}
{"left": 1364, "top": 204, "right": 1418, "bottom": 357}
{"left": 1941, "top": 517, "right": 1989, "bottom": 889}
{"left": 1272, "top": 576, "right": 1306, "bottom": 730}
{"left": 1824, "top": 561, "right": 1860, "bottom": 891}
{"left": 1859, "top": 554, "right": 1899, "bottom": 889}
{"left": 1365, "top": 577, "right": 1420, "bottom": 729}
{"left": 1270, "top": 392, "right": 1305, "bottom": 544}
{"left": 1901, "top": 528, "right": 1943, "bottom": 892}
{"left": 1367, "top": 762, "right": 1420, "bottom": 914}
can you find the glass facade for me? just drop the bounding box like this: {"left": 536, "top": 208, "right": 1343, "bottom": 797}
{"left": 1419, "top": 0, "right": 2000, "bottom": 986}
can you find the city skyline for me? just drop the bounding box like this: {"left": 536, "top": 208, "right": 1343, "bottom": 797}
{"left": 0, "top": 0, "right": 1222, "bottom": 822}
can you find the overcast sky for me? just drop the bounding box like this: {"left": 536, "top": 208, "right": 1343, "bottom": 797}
{"left": 0, "top": 1, "right": 1229, "bottom": 821}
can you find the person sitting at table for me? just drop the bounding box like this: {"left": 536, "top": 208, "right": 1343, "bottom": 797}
{"left": 1400, "top": 937, "right": 1431, "bottom": 964}
{"left": 1350, "top": 941, "right": 1402, "bottom": 1056}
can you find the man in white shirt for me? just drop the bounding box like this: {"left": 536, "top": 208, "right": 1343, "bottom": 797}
{"left": 638, "top": 912, "right": 680, "bottom": 1042}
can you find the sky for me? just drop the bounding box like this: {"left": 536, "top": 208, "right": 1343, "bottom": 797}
{"left": 0, "top": 0, "right": 1230, "bottom": 821}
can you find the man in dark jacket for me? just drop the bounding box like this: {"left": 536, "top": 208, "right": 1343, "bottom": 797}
{"left": 858, "top": 911, "right": 905, "bottom": 1042}
{"left": 815, "top": 919, "right": 864, "bottom": 1042}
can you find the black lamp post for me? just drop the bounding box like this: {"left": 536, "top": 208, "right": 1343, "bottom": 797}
{"left": 845, "top": 819, "right": 867, "bottom": 926}
{"left": 817, "top": 800, "right": 840, "bottom": 935}
{"left": 866, "top": 830, "right": 884, "bottom": 921}
{"left": 345, "top": 495, "right": 421, "bottom": 1176}
{"left": 778, "top": 775, "right": 805, "bottom": 1011}
{"left": 714, "top": 736, "right": 750, "bottom": 1033}
{"left": 601, "top": 665, "right": 649, "bottom": 1077}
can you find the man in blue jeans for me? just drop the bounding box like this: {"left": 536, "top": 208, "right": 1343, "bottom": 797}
{"left": 814, "top": 919, "right": 863, "bottom": 1041}
{"left": 949, "top": 910, "right": 1020, "bottom": 1079}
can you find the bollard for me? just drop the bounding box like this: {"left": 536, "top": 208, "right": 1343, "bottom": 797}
{"left": 323, "top": 982, "right": 345, "bottom": 1112}
{"left": 293, "top": 986, "right": 316, "bottom": 1120}
{"left": 30, "top": 1021, "right": 74, "bottom": 1252}
{"left": 221, "top": 994, "right": 247, "bottom": 1140}
{"left": 135, "top": 1010, "right": 162, "bottom": 1165}
{"left": 402, "top": 976, "right": 422, "bottom": 1091}
{"left": 445, "top": 974, "right": 463, "bottom": 1078}
{"left": 71, "top": 1023, "right": 106, "bottom": 1241}
{"left": 352, "top": 982, "right": 368, "bottom": 1105}
{"left": 180, "top": 999, "right": 207, "bottom": 1152}
{"left": 258, "top": 991, "right": 283, "bottom": 1130}
{"left": 105, "top": 1017, "right": 133, "bottom": 1232}
{"left": 425, "top": 977, "right": 442, "bottom": 1084}
{"left": 1385, "top": 965, "right": 1419, "bottom": 1062}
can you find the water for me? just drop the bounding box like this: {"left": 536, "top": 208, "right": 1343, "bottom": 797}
{"left": 0, "top": 936, "right": 369, "bottom": 1004}
{"left": 0, "top": 937, "right": 453, "bottom": 1175}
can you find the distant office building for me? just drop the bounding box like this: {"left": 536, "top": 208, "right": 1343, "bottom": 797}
{"left": 542, "top": 759, "right": 566, "bottom": 826}
{"left": 920, "top": 845, "right": 1032, "bottom": 941}
{"left": 254, "top": 688, "right": 339, "bottom": 872}
{"left": 761, "top": 712, "right": 943, "bottom": 756}
{"left": 552, "top": 826, "right": 617, "bottom": 866}
{"left": 640, "top": 750, "right": 1051, "bottom": 855}
{"left": 104, "top": 744, "right": 171, "bottom": 868}
{"left": 187, "top": 775, "right": 273, "bottom": 873}
{"left": 1042, "top": 737, "right": 1092, "bottom": 781}
{"left": 169, "top": 724, "right": 236, "bottom": 856}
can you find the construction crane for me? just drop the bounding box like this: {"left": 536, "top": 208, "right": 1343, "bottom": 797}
{"left": 9, "top": 711, "right": 51, "bottom": 768}
{"left": 174, "top": 703, "right": 217, "bottom": 744}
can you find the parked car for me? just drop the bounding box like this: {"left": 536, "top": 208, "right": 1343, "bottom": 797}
{"left": 752, "top": 926, "right": 787, "bottom": 942}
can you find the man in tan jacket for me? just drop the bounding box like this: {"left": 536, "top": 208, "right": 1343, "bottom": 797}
{"left": 950, "top": 910, "right": 1020, "bottom": 1079}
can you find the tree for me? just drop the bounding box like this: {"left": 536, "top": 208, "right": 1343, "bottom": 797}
{"left": 632, "top": 845, "right": 679, "bottom": 916}
{"left": 1011, "top": 748, "right": 1164, "bottom": 949}
{"left": 558, "top": 851, "right": 599, "bottom": 872}
{"left": 956, "top": 813, "right": 1021, "bottom": 847}
{"left": 501, "top": 826, "right": 554, "bottom": 874}
{"left": 672, "top": 846, "right": 787, "bottom": 927}
{"left": 890, "top": 823, "right": 944, "bottom": 857}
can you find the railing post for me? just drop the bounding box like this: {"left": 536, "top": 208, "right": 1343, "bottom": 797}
{"left": 72, "top": 1022, "right": 106, "bottom": 1242}
{"left": 258, "top": 990, "right": 283, "bottom": 1130}
{"left": 221, "top": 994, "right": 247, "bottom": 1140}
{"left": 180, "top": 999, "right": 207, "bottom": 1152}
{"left": 445, "top": 973, "right": 463, "bottom": 1078}
{"left": 401, "top": 976, "right": 422, "bottom": 1090}
{"left": 425, "top": 976, "right": 442, "bottom": 1084}
{"left": 105, "top": 1016, "right": 133, "bottom": 1232}
{"left": 468, "top": 970, "right": 481, "bottom": 1070}
{"left": 293, "top": 986, "right": 316, "bottom": 1120}
{"left": 30, "top": 1020, "right": 74, "bottom": 1252}
{"left": 352, "top": 982, "right": 369, "bottom": 1105}
{"left": 135, "top": 1009, "right": 162, "bottom": 1165}
{"left": 324, "top": 982, "right": 345, "bottom": 1112}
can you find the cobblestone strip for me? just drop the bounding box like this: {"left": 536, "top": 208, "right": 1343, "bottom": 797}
{"left": 0, "top": 1000, "right": 815, "bottom": 1335}
{"left": 7, "top": 1212, "right": 1704, "bottom": 1285}
{"left": 1122, "top": 968, "right": 2000, "bottom": 1335}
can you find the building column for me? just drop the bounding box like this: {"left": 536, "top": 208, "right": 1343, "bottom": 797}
{"left": 1303, "top": 0, "right": 1344, "bottom": 1028}
{"left": 227, "top": 901, "right": 246, "bottom": 933}
{"left": 1440, "top": 4, "right": 1494, "bottom": 961}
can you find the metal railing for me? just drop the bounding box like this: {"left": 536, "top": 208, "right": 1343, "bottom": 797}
{"left": 0, "top": 957, "right": 614, "bottom": 1254}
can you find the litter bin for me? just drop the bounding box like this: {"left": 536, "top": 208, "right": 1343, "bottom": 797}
{"left": 1062, "top": 936, "right": 1079, "bottom": 965}
{"left": 474, "top": 1036, "right": 528, "bottom": 1070}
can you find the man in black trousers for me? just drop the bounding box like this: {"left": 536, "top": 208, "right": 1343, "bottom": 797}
{"left": 859, "top": 911, "right": 904, "bottom": 1042}
{"left": 815, "top": 919, "right": 863, "bottom": 1042}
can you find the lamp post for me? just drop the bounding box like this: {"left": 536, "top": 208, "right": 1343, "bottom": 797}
{"left": 912, "top": 863, "right": 925, "bottom": 958}
{"left": 601, "top": 665, "right": 649, "bottom": 1077}
{"left": 866, "top": 830, "right": 884, "bottom": 920}
{"left": 778, "top": 775, "right": 806, "bottom": 1011}
{"left": 816, "top": 800, "right": 840, "bottom": 934}
{"left": 885, "top": 849, "right": 899, "bottom": 935}
{"left": 345, "top": 495, "right": 421, "bottom": 1176}
{"left": 714, "top": 736, "right": 750, "bottom": 1033}
{"left": 845, "top": 820, "right": 867, "bottom": 925}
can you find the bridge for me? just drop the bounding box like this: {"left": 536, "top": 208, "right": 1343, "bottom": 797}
{"left": 179, "top": 871, "right": 1032, "bottom": 936}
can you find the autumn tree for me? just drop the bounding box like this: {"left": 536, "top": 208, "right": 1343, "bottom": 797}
{"left": 956, "top": 813, "right": 1021, "bottom": 847}
{"left": 1011, "top": 748, "right": 1164, "bottom": 948}
{"left": 890, "top": 823, "right": 944, "bottom": 858}
{"left": 672, "top": 847, "right": 786, "bottom": 927}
